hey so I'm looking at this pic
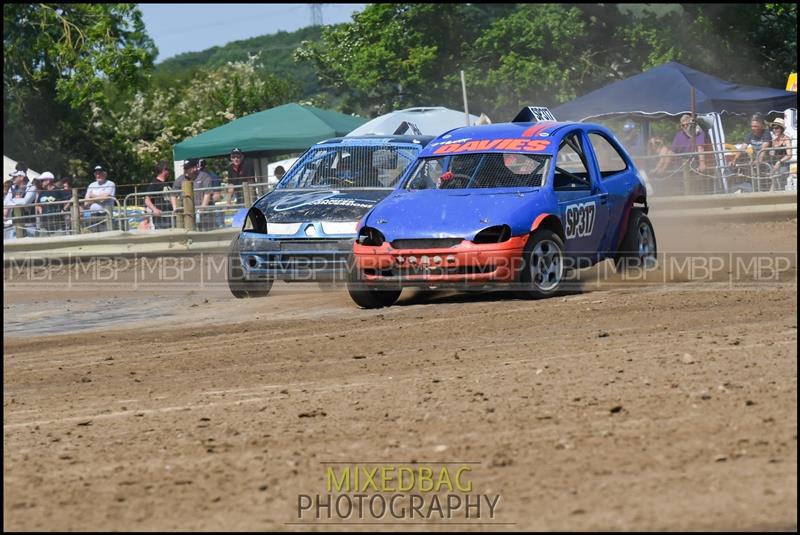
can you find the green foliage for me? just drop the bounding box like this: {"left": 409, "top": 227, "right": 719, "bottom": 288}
{"left": 294, "top": 4, "right": 517, "bottom": 116}
{"left": 297, "top": 3, "right": 797, "bottom": 121}
{"left": 4, "top": 4, "right": 156, "bottom": 181}
{"left": 3, "top": 4, "right": 299, "bottom": 184}
{"left": 153, "top": 26, "right": 325, "bottom": 97}
{"left": 465, "top": 5, "right": 588, "bottom": 119}
{"left": 116, "top": 55, "right": 299, "bottom": 181}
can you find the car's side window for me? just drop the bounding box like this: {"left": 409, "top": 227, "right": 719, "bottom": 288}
{"left": 554, "top": 132, "right": 591, "bottom": 190}
{"left": 589, "top": 133, "right": 628, "bottom": 179}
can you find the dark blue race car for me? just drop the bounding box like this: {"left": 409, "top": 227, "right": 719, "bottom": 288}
{"left": 228, "top": 135, "right": 434, "bottom": 298}
{"left": 348, "top": 119, "right": 657, "bottom": 308}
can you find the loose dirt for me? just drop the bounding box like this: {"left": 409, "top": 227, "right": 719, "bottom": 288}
{"left": 3, "top": 216, "right": 797, "bottom": 530}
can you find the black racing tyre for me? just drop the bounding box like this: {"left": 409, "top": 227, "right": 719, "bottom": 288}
{"left": 346, "top": 264, "right": 401, "bottom": 309}
{"left": 614, "top": 209, "right": 658, "bottom": 273}
{"left": 228, "top": 233, "right": 273, "bottom": 298}
{"left": 518, "top": 229, "right": 566, "bottom": 299}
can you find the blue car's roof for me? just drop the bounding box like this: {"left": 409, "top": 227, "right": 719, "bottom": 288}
{"left": 419, "top": 121, "right": 607, "bottom": 158}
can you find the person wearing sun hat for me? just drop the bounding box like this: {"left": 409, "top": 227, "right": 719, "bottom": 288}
{"left": 766, "top": 117, "right": 792, "bottom": 190}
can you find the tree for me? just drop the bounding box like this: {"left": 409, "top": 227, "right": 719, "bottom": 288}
{"left": 464, "top": 4, "right": 589, "bottom": 120}
{"left": 298, "top": 3, "right": 797, "bottom": 122}
{"left": 115, "top": 55, "right": 299, "bottom": 178}
{"left": 3, "top": 4, "right": 156, "bottom": 180}
{"left": 295, "top": 4, "right": 517, "bottom": 117}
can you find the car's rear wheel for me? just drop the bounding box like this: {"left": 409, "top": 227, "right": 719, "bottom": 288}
{"left": 346, "top": 263, "right": 401, "bottom": 309}
{"left": 614, "top": 209, "right": 657, "bottom": 273}
{"left": 228, "top": 233, "right": 273, "bottom": 298}
{"left": 518, "top": 229, "right": 565, "bottom": 299}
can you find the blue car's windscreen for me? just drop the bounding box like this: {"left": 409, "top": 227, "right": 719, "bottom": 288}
{"left": 405, "top": 153, "right": 551, "bottom": 190}
{"left": 277, "top": 144, "right": 421, "bottom": 189}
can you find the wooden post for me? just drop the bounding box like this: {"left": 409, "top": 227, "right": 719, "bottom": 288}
{"left": 71, "top": 189, "right": 80, "bottom": 234}
{"left": 243, "top": 182, "right": 253, "bottom": 207}
{"left": 13, "top": 207, "right": 24, "bottom": 238}
{"left": 182, "top": 180, "right": 195, "bottom": 231}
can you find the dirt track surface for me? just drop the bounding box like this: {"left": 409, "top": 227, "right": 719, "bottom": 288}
{"left": 3, "top": 217, "right": 798, "bottom": 531}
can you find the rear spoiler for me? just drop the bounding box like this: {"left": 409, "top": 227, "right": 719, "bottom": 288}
{"left": 512, "top": 106, "right": 557, "bottom": 123}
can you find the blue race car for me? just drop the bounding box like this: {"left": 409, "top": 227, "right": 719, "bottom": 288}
{"left": 229, "top": 135, "right": 434, "bottom": 298}
{"left": 348, "top": 117, "right": 657, "bottom": 308}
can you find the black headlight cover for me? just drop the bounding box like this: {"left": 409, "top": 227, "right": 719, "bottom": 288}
{"left": 243, "top": 207, "right": 268, "bottom": 233}
{"left": 357, "top": 226, "right": 386, "bottom": 246}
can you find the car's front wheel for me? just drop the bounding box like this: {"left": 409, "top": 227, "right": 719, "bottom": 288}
{"left": 228, "top": 233, "right": 273, "bottom": 298}
{"left": 346, "top": 264, "right": 401, "bottom": 309}
{"left": 518, "top": 229, "right": 565, "bottom": 299}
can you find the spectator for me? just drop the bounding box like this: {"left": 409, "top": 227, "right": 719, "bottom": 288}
{"left": 35, "top": 172, "right": 69, "bottom": 234}
{"left": 200, "top": 158, "right": 224, "bottom": 227}
{"left": 199, "top": 159, "right": 221, "bottom": 188}
{"left": 648, "top": 137, "right": 675, "bottom": 176}
{"left": 4, "top": 170, "right": 37, "bottom": 218}
{"left": 3, "top": 170, "right": 37, "bottom": 235}
{"left": 746, "top": 113, "right": 773, "bottom": 159}
{"left": 144, "top": 160, "right": 174, "bottom": 230}
{"left": 766, "top": 117, "right": 792, "bottom": 190}
{"left": 671, "top": 114, "right": 707, "bottom": 171}
{"left": 170, "top": 162, "right": 189, "bottom": 211}
{"left": 226, "top": 148, "right": 255, "bottom": 187}
{"left": 177, "top": 159, "right": 215, "bottom": 229}
{"left": 83, "top": 165, "right": 116, "bottom": 231}
{"left": 620, "top": 121, "right": 646, "bottom": 165}
{"left": 731, "top": 113, "right": 773, "bottom": 167}
{"left": 192, "top": 158, "right": 216, "bottom": 230}
{"left": 84, "top": 165, "right": 116, "bottom": 212}
{"left": 274, "top": 165, "right": 286, "bottom": 182}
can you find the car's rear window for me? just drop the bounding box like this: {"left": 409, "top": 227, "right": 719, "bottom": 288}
{"left": 405, "top": 153, "right": 550, "bottom": 190}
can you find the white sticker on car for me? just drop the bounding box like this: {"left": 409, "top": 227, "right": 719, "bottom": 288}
{"left": 564, "top": 201, "right": 596, "bottom": 239}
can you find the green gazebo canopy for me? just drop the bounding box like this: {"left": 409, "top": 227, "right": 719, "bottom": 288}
{"left": 173, "top": 103, "right": 367, "bottom": 160}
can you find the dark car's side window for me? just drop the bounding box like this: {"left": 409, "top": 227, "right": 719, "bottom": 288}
{"left": 553, "top": 132, "right": 591, "bottom": 190}
{"left": 589, "top": 133, "right": 628, "bottom": 179}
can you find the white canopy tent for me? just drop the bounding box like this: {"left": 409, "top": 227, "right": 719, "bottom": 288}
{"left": 347, "top": 107, "right": 483, "bottom": 137}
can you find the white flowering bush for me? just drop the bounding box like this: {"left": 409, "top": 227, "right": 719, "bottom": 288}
{"left": 115, "top": 55, "right": 298, "bottom": 177}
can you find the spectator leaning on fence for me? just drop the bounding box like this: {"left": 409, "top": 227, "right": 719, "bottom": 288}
{"left": 170, "top": 162, "right": 189, "bottom": 211}
{"left": 193, "top": 159, "right": 216, "bottom": 230}
{"left": 649, "top": 137, "right": 675, "bottom": 176}
{"left": 3, "top": 170, "right": 37, "bottom": 220}
{"left": 84, "top": 165, "right": 116, "bottom": 212}
{"left": 671, "top": 115, "right": 707, "bottom": 172}
{"left": 144, "top": 160, "right": 174, "bottom": 230}
{"left": 35, "top": 172, "right": 69, "bottom": 233}
{"left": 767, "top": 118, "right": 792, "bottom": 186}
{"left": 227, "top": 148, "right": 255, "bottom": 186}
{"left": 746, "top": 113, "right": 773, "bottom": 159}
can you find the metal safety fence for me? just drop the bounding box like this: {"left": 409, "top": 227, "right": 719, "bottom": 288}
{"left": 4, "top": 181, "right": 274, "bottom": 240}
{"left": 637, "top": 144, "right": 797, "bottom": 196}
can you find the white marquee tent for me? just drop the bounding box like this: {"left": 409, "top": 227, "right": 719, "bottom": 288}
{"left": 347, "top": 107, "right": 483, "bottom": 137}
{"left": 4, "top": 155, "right": 40, "bottom": 180}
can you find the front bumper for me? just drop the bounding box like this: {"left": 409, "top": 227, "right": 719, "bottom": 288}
{"left": 352, "top": 235, "right": 530, "bottom": 287}
{"left": 240, "top": 238, "right": 354, "bottom": 282}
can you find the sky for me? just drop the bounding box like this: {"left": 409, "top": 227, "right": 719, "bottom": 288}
{"left": 138, "top": 3, "right": 367, "bottom": 63}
